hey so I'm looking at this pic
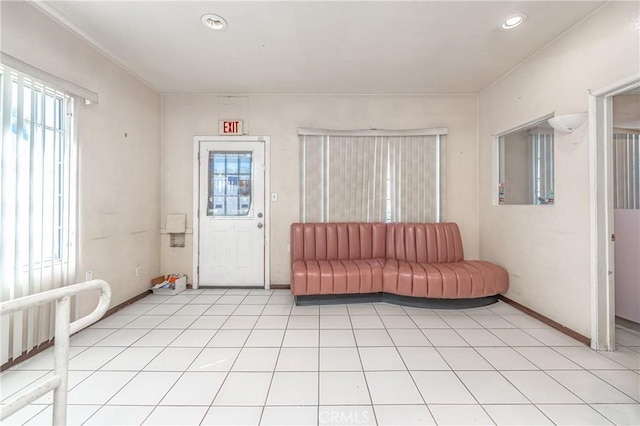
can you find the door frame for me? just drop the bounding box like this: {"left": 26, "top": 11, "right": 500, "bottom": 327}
{"left": 193, "top": 135, "right": 271, "bottom": 290}
{"left": 588, "top": 74, "right": 639, "bottom": 350}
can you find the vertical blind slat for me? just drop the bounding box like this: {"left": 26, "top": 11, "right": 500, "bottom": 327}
{"left": 12, "top": 74, "right": 25, "bottom": 360}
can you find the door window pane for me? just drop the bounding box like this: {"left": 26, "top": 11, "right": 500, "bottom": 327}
{"left": 208, "top": 152, "right": 252, "bottom": 216}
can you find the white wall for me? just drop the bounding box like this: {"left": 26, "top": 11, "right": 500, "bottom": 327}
{"left": 478, "top": 2, "right": 640, "bottom": 337}
{"left": 613, "top": 93, "right": 640, "bottom": 130}
{"left": 1, "top": 2, "right": 162, "bottom": 314}
{"left": 161, "top": 94, "right": 479, "bottom": 285}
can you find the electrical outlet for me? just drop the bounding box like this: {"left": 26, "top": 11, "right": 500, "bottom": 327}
{"left": 135, "top": 266, "right": 141, "bottom": 277}
{"left": 85, "top": 271, "right": 93, "bottom": 281}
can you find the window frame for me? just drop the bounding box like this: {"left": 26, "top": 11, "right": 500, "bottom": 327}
{"left": 0, "top": 65, "right": 77, "bottom": 274}
{"left": 494, "top": 113, "right": 555, "bottom": 206}
{"left": 298, "top": 128, "right": 447, "bottom": 223}
{"left": 1, "top": 56, "right": 87, "bottom": 364}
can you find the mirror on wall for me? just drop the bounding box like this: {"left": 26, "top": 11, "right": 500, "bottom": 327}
{"left": 497, "top": 117, "right": 554, "bottom": 205}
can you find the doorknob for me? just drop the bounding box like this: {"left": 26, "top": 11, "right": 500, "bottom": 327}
{"left": 257, "top": 223, "right": 263, "bottom": 229}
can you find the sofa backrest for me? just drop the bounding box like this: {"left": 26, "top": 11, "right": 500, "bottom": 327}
{"left": 290, "top": 222, "right": 464, "bottom": 263}
{"left": 290, "top": 223, "right": 387, "bottom": 262}
{"left": 386, "top": 223, "right": 464, "bottom": 263}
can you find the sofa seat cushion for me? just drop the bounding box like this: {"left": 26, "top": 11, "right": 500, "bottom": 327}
{"left": 383, "top": 260, "right": 508, "bottom": 298}
{"left": 291, "top": 259, "right": 384, "bottom": 295}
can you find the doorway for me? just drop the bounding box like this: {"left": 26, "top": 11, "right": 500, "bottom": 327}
{"left": 193, "top": 136, "right": 270, "bottom": 288}
{"left": 589, "top": 75, "right": 640, "bottom": 350}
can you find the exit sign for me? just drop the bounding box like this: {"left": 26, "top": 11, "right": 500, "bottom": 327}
{"left": 219, "top": 120, "right": 243, "bottom": 135}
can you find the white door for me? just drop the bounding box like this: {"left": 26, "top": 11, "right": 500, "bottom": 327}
{"left": 198, "top": 140, "right": 265, "bottom": 286}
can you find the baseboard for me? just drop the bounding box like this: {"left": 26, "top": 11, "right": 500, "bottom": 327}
{"left": 616, "top": 316, "right": 640, "bottom": 333}
{"left": 0, "top": 340, "right": 55, "bottom": 372}
{"left": 0, "top": 289, "right": 152, "bottom": 372}
{"left": 498, "top": 295, "right": 590, "bottom": 347}
{"left": 102, "top": 289, "right": 152, "bottom": 318}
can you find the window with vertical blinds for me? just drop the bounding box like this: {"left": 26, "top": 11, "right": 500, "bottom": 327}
{"left": 613, "top": 132, "right": 640, "bottom": 209}
{"left": 1, "top": 64, "right": 77, "bottom": 364}
{"left": 299, "top": 128, "right": 447, "bottom": 223}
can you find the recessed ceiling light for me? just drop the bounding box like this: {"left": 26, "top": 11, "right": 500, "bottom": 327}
{"left": 201, "top": 14, "right": 227, "bottom": 31}
{"left": 500, "top": 13, "right": 527, "bottom": 30}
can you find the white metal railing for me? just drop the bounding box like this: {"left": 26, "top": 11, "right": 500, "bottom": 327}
{"left": 0, "top": 280, "right": 111, "bottom": 425}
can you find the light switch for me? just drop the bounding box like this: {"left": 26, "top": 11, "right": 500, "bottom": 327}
{"left": 271, "top": 193, "right": 278, "bottom": 202}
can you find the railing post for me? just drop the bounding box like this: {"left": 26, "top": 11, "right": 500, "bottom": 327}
{"left": 52, "top": 296, "right": 70, "bottom": 426}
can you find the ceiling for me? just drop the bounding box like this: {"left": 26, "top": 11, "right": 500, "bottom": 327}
{"left": 34, "top": 1, "right": 605, "bottom": 95}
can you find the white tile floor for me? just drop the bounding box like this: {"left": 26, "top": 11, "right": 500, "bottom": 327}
{"left": 2, "top": 288, "right": 639, "bottom": 425}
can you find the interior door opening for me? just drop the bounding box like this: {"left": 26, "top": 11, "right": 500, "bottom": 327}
{"left": 612, "top": 89, "right": 640, "bottom": 335}
{"left": 589, "top": 75, "right": 640, "bottom": 351}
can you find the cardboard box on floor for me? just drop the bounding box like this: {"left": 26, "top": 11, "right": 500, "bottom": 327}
{"left": 151, "top": 274, "right": 187, "bottom": 296}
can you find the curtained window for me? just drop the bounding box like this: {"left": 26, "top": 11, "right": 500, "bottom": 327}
{"left": 299, "top": 128, "right": 447, "bottom": 223}
{"left": 0, "top": 64, "right": 77, "bottom": 363}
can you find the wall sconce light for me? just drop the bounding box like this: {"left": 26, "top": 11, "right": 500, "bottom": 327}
{"left": 548, "top": 113, "right": 588, "bottom": 134}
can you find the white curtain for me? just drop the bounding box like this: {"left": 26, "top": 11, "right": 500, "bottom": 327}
{"left": 1, "top": 64, "right": 77, "bottom": 364}
{"left": 299, "top": 128, "right": 447, "bottom": 223}
{"left": 613, "top": 133, "right": 640, "bottom": 209}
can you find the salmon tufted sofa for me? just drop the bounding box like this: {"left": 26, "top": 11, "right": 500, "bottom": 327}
{"left": 290, "top": 222, "right": 508, "bottom": 307}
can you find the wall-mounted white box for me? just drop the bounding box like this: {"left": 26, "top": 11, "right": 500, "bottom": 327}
{"left": 166, "top": 214, "right": 186, "bottom": 233}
